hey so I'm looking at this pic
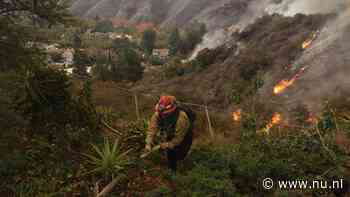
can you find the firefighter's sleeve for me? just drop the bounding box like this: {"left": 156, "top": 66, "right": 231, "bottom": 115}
{"left": 168, "top": 112, "right": 190, "bottom": 149}
{"left": 145, "top": 113, "right": 160, "bottom": 146}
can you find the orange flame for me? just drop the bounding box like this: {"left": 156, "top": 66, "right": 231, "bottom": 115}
{"left": 302, "top": 33, "right": 317, "bottom": 49}
{"left": 302, "top": 40, "right": 313, "bottom": 49}
{"left": 273, "top": 78, "right": 297, "bottom": 95}
{"left": 263, "top": 113, "right": 282, "bottom": 134}
{"left": 269, "top": 113, "right": 282, "bottom": 127}
{"left": 232, "top": 109, "right": 242, "bottom": 122}
{"left": 273, "top": 66, "right": 308, "bottom": 95}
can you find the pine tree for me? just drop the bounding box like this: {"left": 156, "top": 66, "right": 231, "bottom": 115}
{"left": 112, "top": 38, "right": 143, "bottom": 81}
{"left": 94, "top": 20, "right": 114, "bottom": 33}
{"left": 73, "top": 49, "right": 90, "bottom": 76}
{"left": 0, "top": 0, "right": 73, "bottom": 70}
{"left": 141, "top": 29, "right": 157, "bottom": 55}
{"left": 168, "top": 28, "right": 180, "bottom": 56}
{"left": 73, "top": 32, "right": 82, "bottom": 49}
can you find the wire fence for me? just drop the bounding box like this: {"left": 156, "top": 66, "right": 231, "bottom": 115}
{"left": 93, "top": 82, "right": 236, "bottom": 138}
{"left": 93, "top": 81, "right": 327, "bottom": 139}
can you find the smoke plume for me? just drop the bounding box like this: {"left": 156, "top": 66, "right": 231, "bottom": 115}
{"left": 266, "top": 0, "right": 347, "bottom": 16}
{"left": 191, "top": 0, "right": 349, "bottom": 60}
{"left": 189, "top": 29, "right": 230, "bottom": 61}
{"left": 285, "top": 6, "right": 350, "bottom": 112}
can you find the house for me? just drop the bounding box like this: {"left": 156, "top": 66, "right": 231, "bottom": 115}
{"left": 44, "top": 43, "right": 60, "bottom": 51}
{"left": 136, "top": 21, "right": 156, "bottom": 33}
{"left": 108, "top": 32, "right": 133, "bottom": 41}
{"left": 110, "top": 18, "right": 130, "bottom": 28}
{"left": 152, "top": 49, "right": 170, "bottom": 59}
{"left": 62, "top": 48, "right": 74, "bottom": 66}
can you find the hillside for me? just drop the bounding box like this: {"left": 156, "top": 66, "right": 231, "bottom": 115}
{"left": 133, "top": 14, "right": 333, "bottom": 109}
{"left": 70, "top": 0, "right": 254, "bottom": 29}
{"left": 70, "top": 0, "right": 347, "bottom": 29}
{"left": 2, "top": 0, "right": 350, "bottom": 196}
{"left": 129, "top": 0, "right": 350, "bottom": 114}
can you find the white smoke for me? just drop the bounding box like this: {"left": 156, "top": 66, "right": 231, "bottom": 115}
{"left": 284, "top": 7, "right": 350, "bottom": 111}
{"left": 188, "top": 0, "right": 270, "bottom": 60}
{"left": 266, "top": 0, "right": 346, "bottom": 16}
{"left": 189, "top": 29, "right": 230, "bottom": 61}
{"left": 190, "top": 0, "right": 349, "bottom": 60}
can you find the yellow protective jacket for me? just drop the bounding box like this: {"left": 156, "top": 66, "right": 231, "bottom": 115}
{"left": 146, "top": 111, "right": 190, "bottom": 149}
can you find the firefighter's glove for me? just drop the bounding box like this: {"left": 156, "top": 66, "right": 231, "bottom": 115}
{"left": 160, "top": 142, "right": 171, "bottom": 150}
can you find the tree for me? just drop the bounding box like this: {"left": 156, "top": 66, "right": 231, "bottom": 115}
{"left": 179, "top": 23, "right": 207, "bottom": 55}
{"left": 0, "top": 0, "right": 73, "bottom": 71}
{"left": 73, "top": 32, "right": 82, "bottom": 49}
{"left": 73, "top": 49, "right": 91, "bottom": 76}
{"left": 16, "top": 67, "right": 72, "bottom": 132}
{"left": 141, "top": 29, "right": 157, "bottom": 55}
{"left": 49, "top": 51, "right": 64, "bottom": 63}
{"left": 112, "top": 38, "right": 135, "bottom": 51}
{"left": 93, "top": 38, "right": 144, "bottom": 82}
{"left": 168, "top": 28, "right": 181, "bottom": 56}
{"left": 94, "top": 20, "right": 114, "bottom": 33}
{"left": 117, "top": 47, "right": 143, "bottom": 81}
{"left": 112, "top": 38, "right": 143, "bottom": 81}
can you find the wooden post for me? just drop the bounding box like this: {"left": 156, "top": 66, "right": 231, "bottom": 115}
{"left": 134, "top": 94, "right": 140, "bottom": 120}
{"left": 205, "top": 106, "right": 214, "bottom": 139}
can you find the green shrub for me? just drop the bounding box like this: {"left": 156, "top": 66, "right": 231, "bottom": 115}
{"left": 94, "top": 20, "right": 114, "bottom": 33}
{"left": 120, "top": 120, "right": 148, "bottom": 154}
{"left": 145, "top": 185, "right": 173, "bottom": 197}
{"left": 230, "top": 132, "right": 348, "bottom": 196}
{"left": 164, "top": 64, "right": 185, "bottom": 78}
{"left": 237, "top": 49, "right": 271, "bottom": 81}
{"left": 174, "top": 147, "right": 236, "bottom": 196}
{"left": 83, "top": 138, "right": 132, "bottom": 179}
{"left": 149, "top": 55, "right": 165, "bottom": 65}
{"left": 15, "top": 67, "right": 99, "bottom": 136}
{"left": 0, "top": 135, "right": 81, "bottom": 197}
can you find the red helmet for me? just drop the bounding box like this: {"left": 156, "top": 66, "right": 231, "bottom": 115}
{"left": 155, "top": 96, "right": 177, "bottom": 116}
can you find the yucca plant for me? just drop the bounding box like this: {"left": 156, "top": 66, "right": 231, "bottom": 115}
{"left": 83, "top": 138, "right": 132, "bottom": 179}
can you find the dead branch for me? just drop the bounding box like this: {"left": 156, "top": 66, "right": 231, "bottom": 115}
{"left": 101, "top": 119, "right": 122, "bottom": 136}
{"left": 96, "top": 177, "right": 122, "bottom": 197}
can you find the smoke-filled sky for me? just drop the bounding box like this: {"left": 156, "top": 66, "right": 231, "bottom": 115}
{"left": 267, "top": 0, "right": 347, "bottom": 16}
{"left": 285, "top": 6, "right": 350, "bottom": 112}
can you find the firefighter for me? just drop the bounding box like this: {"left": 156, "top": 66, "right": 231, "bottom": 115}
{"left": 145, "top": 95, "right": 195, "bottom": 172}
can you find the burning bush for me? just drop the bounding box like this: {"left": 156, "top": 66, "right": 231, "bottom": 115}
{"left": 226, "top": 99, "right": 350, "bottom": 196}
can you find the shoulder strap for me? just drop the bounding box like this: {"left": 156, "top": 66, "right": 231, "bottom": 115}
{"left": 178, "top": 105, "right": 196, "bottom": 124}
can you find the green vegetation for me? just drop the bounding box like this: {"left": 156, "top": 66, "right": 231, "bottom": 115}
{"left": 94, "top": 20, "right": 114, "bottom": 33}
{"left": 92, "top": 37, "right": 144, "bottom": 82}
{"left": 168, "top": 28, "right": 181, "bottom": 56}
{"left": 141, "top": 29, "right": 157, "bottom": 55}
{"left": 83, "top": 138, "right": 132, "bottom": 178}
{"left": 0, "top": 1, "right": 349, "bottom": 196}
{"left": 73, "top": 49, "right": 91, "bottom": 76}
{"left": 141, "top": 100, "right": 349, "bottom": 197}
